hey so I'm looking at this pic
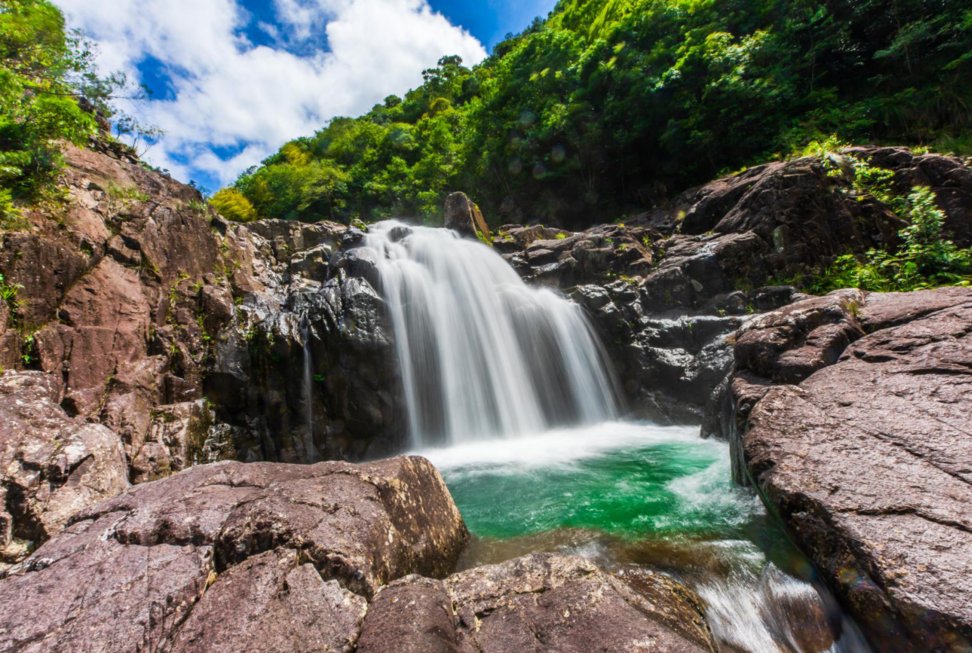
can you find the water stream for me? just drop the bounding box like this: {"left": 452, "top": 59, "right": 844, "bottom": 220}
{"left": 299, "top": 316, "right": 320, "bottom": 461}
{"left": 364, "top": 221, "right": 618, "bottom": 447}
{"left": 360, "top": 222, "right": 871, "bottom": 653}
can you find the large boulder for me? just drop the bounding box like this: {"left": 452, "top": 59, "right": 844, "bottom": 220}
{"left": 444, "top": 192, "right": 492, "bottom": 243}
{"left": 0, "top": 371, "right": 129, "bottom": 568}
{"left": 0, "top": 455, "right": 468, "bottom": 652}
{"left": 719, "top": 287, "right": 972, "bottom": 652}
{"left": 357, "top": 554, "right": 715, "bottom": 653}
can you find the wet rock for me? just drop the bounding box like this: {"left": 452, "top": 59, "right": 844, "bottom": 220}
{"left": 723, "top": 287, "right": 972, "bottom": 651}
{"left": 0, "top": 455, "right": 468, "bottom": 652}
{"left": 0, "top": 371, "right": 129, "bottom": 567}
{"left": 444, "top": 192, "right": 492, "bottom": 243}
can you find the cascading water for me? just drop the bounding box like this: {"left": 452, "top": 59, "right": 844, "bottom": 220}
{"left": 363, "top": 220, "right": 618, "bottom": 447}
{"left": 299, "top": 316, "right": 319, "bottom": 461}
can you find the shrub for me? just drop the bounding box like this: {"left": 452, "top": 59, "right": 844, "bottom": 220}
{"left": 209, "top": 188, "right": 257, "bottom": 222}
{"left": 813, "top": 187, "right": 972, "bottom": 292}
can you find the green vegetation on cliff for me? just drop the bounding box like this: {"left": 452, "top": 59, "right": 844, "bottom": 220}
{"left": 0, "top": 0, "right": 124, "bottom": 222}
{"left": 226, "top": 0, "right": 972, "bottom": 227}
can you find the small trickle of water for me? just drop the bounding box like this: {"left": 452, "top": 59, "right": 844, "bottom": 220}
{"left": 299, "top": 316, "right": 319, "bottom": 461}
{"left": 363, "top": 221, "right": 618, "bottom": 447}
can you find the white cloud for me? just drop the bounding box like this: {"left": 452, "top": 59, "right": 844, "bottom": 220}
{"left": 55, "top": 0, "right": 487, "bottom": 187}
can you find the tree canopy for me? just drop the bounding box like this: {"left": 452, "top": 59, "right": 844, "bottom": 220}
{"left": 227, "top": 0, "right": 972, "bottom": 228}
{"left": 0, "top": 0, "right": 127, "bottom": 217}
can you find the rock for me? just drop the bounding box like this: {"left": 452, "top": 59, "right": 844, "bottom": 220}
{"left": 0, "top": 371, "right": 129, "bottom": 567}
{"left": 444, "top": 192, "right": 492, "bottom": 243}
{"left": 356, "top": 576, "right": 460, "bottom": 653}
{"left": 722, "top": 287, "right": 972, "bottom": 651}
{"left": 504, "top": 222, "right": 654, "bottom": 287}
{"left": 444, "top": 553, "right": 713, "bottom": 652}
{"left": 170, "top": 548, "right": 367, "bottom": 653}
{"left": 131, "top": 400, "right": 221, "bottom": 483}
{"left": 575, "top": 282, "right": 744, "bottom": 422}
{"left": 358, "top": 554, "right": 715, "bottom": 653}
{"left": 0, "top": 455, "right": 468, "bottom": 652}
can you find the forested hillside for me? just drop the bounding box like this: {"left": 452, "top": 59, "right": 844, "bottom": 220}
{"left": 215, "top": 0, "right": 972, "bottom": 228}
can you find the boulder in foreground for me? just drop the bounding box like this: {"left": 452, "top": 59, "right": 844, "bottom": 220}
{"left": 357, "top": 553, "right": 715, "bottom": 653}
{"left": 0, "top": 456, "right": 467, "bottom": 652}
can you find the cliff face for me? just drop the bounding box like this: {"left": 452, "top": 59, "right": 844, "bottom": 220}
{"left": 3, "top": 143, "right": 971, "bottom": 475}
{"left": 0, "top": 144, "right": 406, "bottom": 490}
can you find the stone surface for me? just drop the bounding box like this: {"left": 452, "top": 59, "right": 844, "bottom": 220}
{"left": 722, "top": 287, "right": 972, "bottom": 652}
{"left": 358, "top": 554, "right": 715, "bottom": 653}
{"left": 0, "top": 455, "right": 468, "bottom": 652}
{"left": 171, "top": 548, "right": 367, "bottom": 653}
{"left": 0, "top": 371, "right": 129, "bottom": 566}
{"left": 356, "top": 575, "right": 460, "bottom": 653}
{"left": 445, "top": 554, "right": 713, "bottom": 653}
{"left": 444, "top": 192, "right": 492, "bottom": 243}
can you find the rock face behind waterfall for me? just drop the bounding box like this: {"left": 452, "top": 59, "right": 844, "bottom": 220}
{"left": 716, "top": 287, "right": 972, "bottom": 652}
{"left": 497, "top": 147, "right": 972, "bottom": 423}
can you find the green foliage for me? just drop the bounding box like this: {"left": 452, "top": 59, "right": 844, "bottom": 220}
{"left": 0, "top": 0, "right": 127, "bottom": 210}
{"left": 813, "top": 187, "right": 972, "bottom": 292}
{"left": 225, "top": 0, "right": 972, "bottom": 228}
{"left": 0, "top": 272, "right": 21, "bottom": 312}
{"left": 209, "top": 188, "right": 256, "bottom": 222}
{"left": 105, "top": 182, "right": 148, "bottom": 203}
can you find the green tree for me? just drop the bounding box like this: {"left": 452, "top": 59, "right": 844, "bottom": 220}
{"left": 0, "top": 0, "right": 131, "bottom": 220}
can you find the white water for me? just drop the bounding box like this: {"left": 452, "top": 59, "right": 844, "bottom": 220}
{"left": 363, "top": 221, "right": 618, "bottom": 447}
{"left": 419, "top": 421, "right": 700, "bottom": 471}
{"left": 299, "top": 317, "right": 319, "bottom": 461}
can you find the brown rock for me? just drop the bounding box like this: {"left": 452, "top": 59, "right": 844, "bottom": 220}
{"left": 733, "top": 287, "right": 972, "bottom": 651}
{"left": 733, "top": 289, "right": 865, "bottom": 384}
{"left": 444, "top": 554, "right": 713, "bottom": 653}
{"left": 0, "top": 515, "right": 213, "bottom": 653}
{"left": 357, "top": 576, "right": 460, "bottom": 653}
{"left": 0, "top": 455, "right": 468, "bottom": 652}
{"left": 171, "top": 548, "right": 367, "bottom": 653}
{"left": 444, "top": 192, "right": 492, "bottom": 243}
{"left": 0, "top": 371, "right": 129, "bottom": 566}
{"left": 131, "top": 400, "right": 217, "bottom": 483}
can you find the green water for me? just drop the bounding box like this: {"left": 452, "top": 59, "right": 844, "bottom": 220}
{"left": 421, "top": 422, "right": 873, "bottom": 652}
{"left": 430, "top": 423, "right": 761, "bottom": 543}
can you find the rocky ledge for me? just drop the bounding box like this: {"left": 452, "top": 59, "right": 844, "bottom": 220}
{"left": 718, "top": 287, "right": 972, "bottom": 652}
{"left": 0, "top": 456, "right": 717, "bottom": 653}
{"left": 503, "top": 146, "right": 972, "bottom": 422}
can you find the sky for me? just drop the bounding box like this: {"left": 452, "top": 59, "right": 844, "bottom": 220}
{"left": 54, "top": 0, "right": 557, "bottom": 193}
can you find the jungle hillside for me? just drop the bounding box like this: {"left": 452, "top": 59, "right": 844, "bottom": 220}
{"left": 211, "top": 0, "right": 972, "bottom": 228}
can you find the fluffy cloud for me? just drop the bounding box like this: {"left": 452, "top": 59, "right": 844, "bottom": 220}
{"left": 54, "top": 0, "right": 487, "bottom": 187}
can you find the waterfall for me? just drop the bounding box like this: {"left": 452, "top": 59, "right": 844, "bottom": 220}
{"left": 299, "top": 316, "right": 319, "bottom": 461}
{"left": 363, "top": 220, "right": 618, "bottom": 447}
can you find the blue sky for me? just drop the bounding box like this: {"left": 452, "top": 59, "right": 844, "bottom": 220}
{"left": 55, "top": 0, "right": 557, "bottom": 193}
